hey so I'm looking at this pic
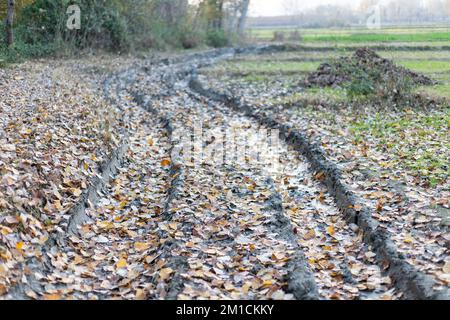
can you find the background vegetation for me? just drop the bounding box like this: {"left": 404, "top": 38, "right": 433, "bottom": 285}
{"left": 0, "top": 0, "right": 251, "bottom": 63}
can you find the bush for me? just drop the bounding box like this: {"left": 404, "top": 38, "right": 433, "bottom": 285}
{"left": 0, "top": 0, "right": 237, "bottom": 63}
{"left": 206, "top": 29, "right": 230, "bottom": 48}
{"left": 273, "top": 31, "right": 285, "bottom": 42}
{"left": 288, "top": 30, "right": 302, "bottom": 42}
{"left": 17, "top": 0, "right": 130, "bottom": 52}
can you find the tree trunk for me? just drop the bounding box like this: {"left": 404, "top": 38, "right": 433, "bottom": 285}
{"left": 237, "top": 0, "right": 250, "bottom": 35}
{"left": 6, "top": 0, "right": 15, "bottom": 46}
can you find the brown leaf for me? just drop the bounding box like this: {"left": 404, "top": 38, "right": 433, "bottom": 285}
{"left": 303, "top": 229, "right": 316, "bottom": 240}
{"left": 160, "top": 267, "right": 173, "bottom": 281}
{"left": 161, "top": 159, "right": 171, "bottom": 167}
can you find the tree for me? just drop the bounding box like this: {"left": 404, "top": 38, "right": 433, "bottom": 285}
{"left": 237, "top": 0, "right": 250, "bottom": 35}
{"left": 152, "top": 0, "right": 189, "bottom": 26}
{"left": 199, "top": 0, "right": 250, "bottom": 33}
{"left": 5, "top": 0, "right": 15, "bottom": 46}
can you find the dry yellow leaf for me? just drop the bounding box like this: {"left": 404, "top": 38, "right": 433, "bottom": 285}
{"left": 443, "top": 261, "right": 450, "bottom": 274}
{"left": 160, "top": 267, "right": 174, "bottom": 281}
{"left": 223, "top": 282, "right": 235, "bottom": 291}
{"left": 43, "top": 293, "right": 61, "bottom": 300}
{"left": 119, "top": 200, "right": 128, "bottom": 209}
{"left": 0, "top": 264, "right": 6, "bottom": 276}
{"left": 161, "top": 159, "right": 171, "bottom": 167}
{"left": 147, "top": 138, "right": 154, "bottom": 146}
{"left": 242, "top": 282, "right": 251, "bottom": 294}
{"left": 404, "top": 235, "right": 414, "bottom": 244}
{"left": 54, "top": 200, "right": 63, "bottom": 211}
{"left": 303, "top": 229, "right": 316, "bottom": 240}
{"left": 71, "top": 188, "right": 82, "bottom": 197}
{"left": 262, "top": 280, "right": 274, "bottom": 287}
{"left": 318, "top": 192, "right": 325, "bottom": 203}
{"left": 326, "top": 225, "right": 335, "bottom": 236}
{"left": 116, "top": 258, "right": 128, "bottom": 269}
{"left": 135, "top": 289, "right": 147, "bottom": 300}
{"left": 134, "top": 242, "right": 150, "bottom": 252}
{"left": 168, "top": 222, "right": 178, "bottom": 230}
{"left": 16, "top": 241, "right": 24, "bottom": 251}
{"left": 186, "top": 241, "right": 195, "bottom": 248}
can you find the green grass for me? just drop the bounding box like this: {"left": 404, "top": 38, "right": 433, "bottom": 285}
{"left": 380, "top": 50, "right": 450, "bottom": 60}
{"left": 299, "top": 41, "right": 450, "bottom": 48}
{"left": 249, "top": 26, "right": 450, "bottom": 50}
{"left": 201, "top": 60, "right": 309, "bottom": 83}
{"left": 214, "top": 60, "right": 321, "bottom": 75}
{"left": 416, "top": 84, "right": 450, "bottom": 99}
{"left": 249, "top": 27, "right": 450, "bottom": 38}
{"left": 302, "top": 32, "right": 450, "bottom": 43}
{"left": 350, "top": 109, "right": 450, "bottom": 186}
{"left": 398, "top": 60, "right": 450, "bottom": 73}
{"left": 208, "top": 60, "right": 321, "bottom": 83}
{"left": 266, "top": 87, "right": 349, "bottom": 106}
{"left": 249, "top": 26, "right": 450, "bottom": 41}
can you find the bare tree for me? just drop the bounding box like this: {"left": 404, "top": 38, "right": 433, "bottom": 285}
{"left": 237, "top": 0, "right": 250, "bottom": 35}
{"left": 153, "top": 0, "right": 189, "bottom": 26}
{"left": 5, "top": 0, "right": 15, "bottom": 46}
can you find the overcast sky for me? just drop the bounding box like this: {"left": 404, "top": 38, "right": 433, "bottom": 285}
{"left": 249, "top": 0, "right": 361, "bottom": 17}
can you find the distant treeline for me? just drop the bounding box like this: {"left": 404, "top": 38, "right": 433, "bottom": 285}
{"left": 249, "top": 0, "right": 450, "bottom": 29}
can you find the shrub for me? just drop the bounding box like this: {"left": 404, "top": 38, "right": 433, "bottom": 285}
{"left": 288, "top": 30, "right": 302, "bottom": 42}
{"left": 273, "top": 31, "right": 285, "bottom": 42}
{"left": 206, "top": 29, "right": 229, "bottom": 48}
{"left": 17, "top": 0, "right": 131, "bottom": 52}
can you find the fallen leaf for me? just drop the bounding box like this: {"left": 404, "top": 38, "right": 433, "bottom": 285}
{"left": 443, "top": 261, "right": 450, "bottom": 274}
{"left": 16, "top": 242, "right": 24, "bottom": 251}
{"left": 304, "top": 229, "right": 316, "bottom": 240}
{"left": 116, "top": 258, "right": 128, "bottom": 269}
{"left": 71, "top": 188, "right": 82, "bottom": 197}
{"left": 43, "top": 293, "right": 61, "bottom": 300}
{"left": 135, "top": 289, "right": 147, "bottom": 300}
{"left": 161, "top": 159, "right": 171, "bottom": 167}
{"left": 134, "top": 242, "right": 150, "bottom": 252}
{"left": 326, "top": 225, "right": 335, "bottom": 236}
{"left": 160, "top": 267, "right": 173, "bottom": 281}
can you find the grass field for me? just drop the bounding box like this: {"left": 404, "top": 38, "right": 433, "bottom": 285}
{"left": 206, "top": 50, "right": 450, "bottom": 99}
{"left": 212, "top": 26, "right": 450, "bottom": 99}
{"left": 248, "top": 26, "right": 450, "bottom": 47}
{"left": 249, "top": 26, "right": 450, "bottom": 37}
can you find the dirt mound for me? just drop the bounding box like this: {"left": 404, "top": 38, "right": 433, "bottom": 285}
{"left": 304, "top": 48, "right": 434, "bottom": 88}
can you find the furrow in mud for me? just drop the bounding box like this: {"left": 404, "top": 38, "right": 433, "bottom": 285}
{"left": 189, "top": 76, "right": 449, "bottom": 300}
{"left": 5, "top": 71, "right": 132, "bottom": 300}
{"left": 186, "top": 88, "right": 400, "bottom": 300}
{"left": 126, "top": 67, "right": 317, "bottom": 299}
{"left": 130, "top": 55, "right": 402, "bottom": 299}
{"left": 130, "top": 91, "right": 189, "bottom": 300}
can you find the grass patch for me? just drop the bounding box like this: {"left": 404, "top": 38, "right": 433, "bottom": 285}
{"left": 266, "top": 87, "right": 348, "bottom": 106}
{"left": 302, "top": 32, "right": 450, "bottom": 43}
{"left": 249, "top": 27, "right": 450, "bottom": 39}
{"left": 350, "top": 109, "right": 450, "bottom": 186}
{"left": 398, "top": 60, "right": 450, "bottom": 74}
{"left": 416, "top": 84, "right": 450, "bottom": 99}
{"left": 380, "top": 50, "right": 450, "bottom": 61}
{"left": 223, "top": 60, "right": 321, "bottom": 74}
